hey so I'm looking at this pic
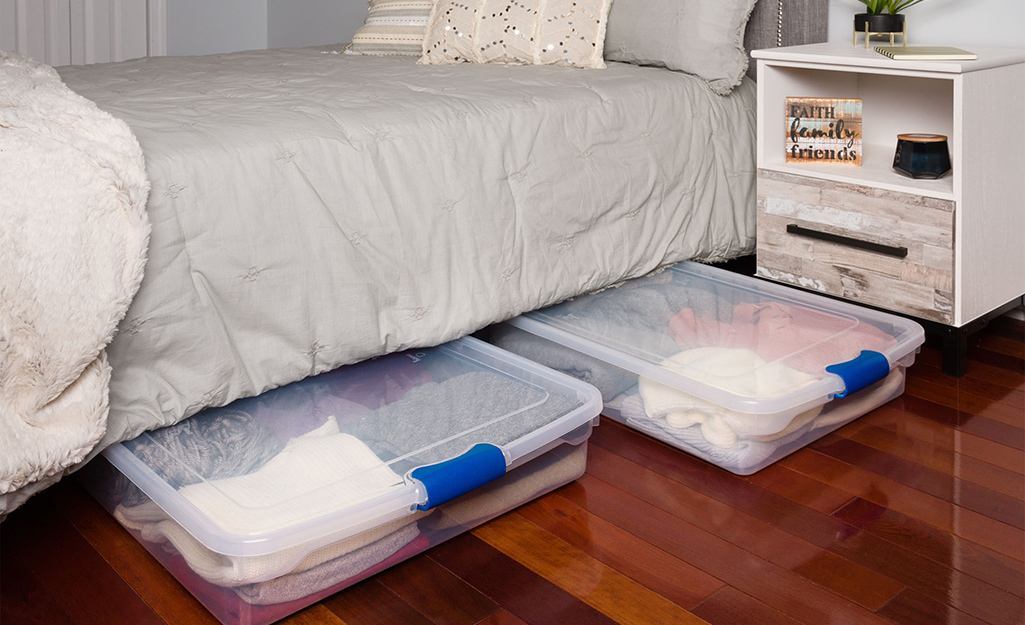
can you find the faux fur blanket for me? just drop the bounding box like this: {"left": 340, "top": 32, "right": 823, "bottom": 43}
{"left": 0, "top": 52, "right": 150, "bottom": 517}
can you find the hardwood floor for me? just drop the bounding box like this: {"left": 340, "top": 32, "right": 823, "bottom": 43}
{"left": 3, "top": 317, "right": 1023, "bottom": 625}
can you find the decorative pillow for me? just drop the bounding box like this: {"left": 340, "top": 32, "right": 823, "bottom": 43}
{"left": 419, "top": 0, "right": 613, "bottom": 69}
{"left": 603, "top": 0, "right": 759, "bottom": 94}
{"left": 346, "top": 0, "right": 434, "bottom": 56}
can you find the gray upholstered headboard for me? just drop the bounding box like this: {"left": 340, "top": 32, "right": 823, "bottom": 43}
{"left": 744, "top": 0, "right": 829, "bottom": 77}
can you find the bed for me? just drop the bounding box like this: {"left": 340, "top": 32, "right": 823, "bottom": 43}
{"left": 0, "top": 0, "right": 827, "bottom": 515}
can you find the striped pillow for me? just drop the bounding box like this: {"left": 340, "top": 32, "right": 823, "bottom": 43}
{"left": 345, "top": 0, "right": 433, "bottom": 56}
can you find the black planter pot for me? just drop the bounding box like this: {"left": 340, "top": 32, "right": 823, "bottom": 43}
{"left": 854, "top": 12, "right": 906, "bottom": 34}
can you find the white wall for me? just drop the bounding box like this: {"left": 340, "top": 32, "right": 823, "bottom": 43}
{"left": 267, "top": 0, "right": 366, "bottom": 49}
{"left": 0, "top": 0, "right": 157, "bottom": 65}
{"left": 166, "top": 0, "right": 1025, "bottom": 58}
{"left": 828, "top": 0, "right": 1025, "bottom": 49}
{"left": 166, "top": 0, "right": 268, "bottom": 56}
{"left": 167, "top": 0, "right": 364, "bottom": 56}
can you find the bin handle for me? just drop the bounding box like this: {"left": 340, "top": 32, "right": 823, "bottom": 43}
{"left": 410, "top": 443, "right": 507, "bottom": 511}
{"left": 825, "top": 350, "right": 890, "bottom": 398}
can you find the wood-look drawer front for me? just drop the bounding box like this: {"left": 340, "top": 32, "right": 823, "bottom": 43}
{"left": 756, "top": 169, "right": 955, "bottom": 324}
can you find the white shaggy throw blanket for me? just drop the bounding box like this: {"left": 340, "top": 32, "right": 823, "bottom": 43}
{"left": 0, "top": 52, "right": 150, "bottom": 517}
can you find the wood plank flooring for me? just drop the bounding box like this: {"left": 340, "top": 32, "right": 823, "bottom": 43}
{"left": 3, "top": 317, "right": 1023, "bottom": 625}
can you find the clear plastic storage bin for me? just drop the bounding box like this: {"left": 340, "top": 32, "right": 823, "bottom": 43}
{"left": 496, "top": 261, "right": 924, "bottom": 475}
{"left": 80, "top": 336, "right": 601, "bottom": 625}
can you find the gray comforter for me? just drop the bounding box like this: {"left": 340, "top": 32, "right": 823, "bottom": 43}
{"left": 57, "top": 46, "right": 756, "bottom": 455}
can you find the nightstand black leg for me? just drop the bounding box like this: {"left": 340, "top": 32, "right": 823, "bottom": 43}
{"left": 936, "top": 298, "right": 1022, "bottom": 377}
{"left": 940, "top": 325, "right": 969, "bottom": 378}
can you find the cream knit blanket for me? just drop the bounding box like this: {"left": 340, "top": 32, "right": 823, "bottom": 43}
{"left": 0, "top": 52, "right": 150, "bottom": 517}
{"left": 638, "top": 347, "right": 821, "bottom": 447}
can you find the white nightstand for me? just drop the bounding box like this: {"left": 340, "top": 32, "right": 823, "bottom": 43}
{"left": 752, "top": 42, "right": 1025, "bottom": 375}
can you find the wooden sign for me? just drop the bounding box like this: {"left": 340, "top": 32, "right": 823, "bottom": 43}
{"left": 785, "top": 97, "right": 862, "bottom": 165}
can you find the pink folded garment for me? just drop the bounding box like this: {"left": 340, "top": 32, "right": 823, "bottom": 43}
{"left": 669, "top": 302, "right": 896, "bottom": 375}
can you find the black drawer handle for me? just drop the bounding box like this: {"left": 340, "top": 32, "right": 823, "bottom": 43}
{"left": 786, "top": 224, "right": 908, "bottom": 258}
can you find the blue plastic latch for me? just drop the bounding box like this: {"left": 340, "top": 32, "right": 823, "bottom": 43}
{"left": 825, "top": 350, "right": 890, "bottom": 398}
{"left": 410, "top": 443, "right": 507, "bottom": 511}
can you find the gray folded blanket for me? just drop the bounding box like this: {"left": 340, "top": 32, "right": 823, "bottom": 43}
{"left": 341, "top": 371, "right": 581, "bottom": 470}
{"left": 125, "top": 409, "right": 284, "bottom": 489}
{"left": 492, "top": 325, "right": 637, "bottom": 402}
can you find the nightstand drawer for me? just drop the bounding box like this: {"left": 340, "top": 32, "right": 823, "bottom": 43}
{"left": 756, "top": 170, "right": 955, "bottom": 324}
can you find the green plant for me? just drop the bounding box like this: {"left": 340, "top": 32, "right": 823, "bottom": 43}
{"left": 889, "top": 0, "right": 930, "bottom": 12}
{"left": 855, "top": 0, "right": 929, "bottom": 14}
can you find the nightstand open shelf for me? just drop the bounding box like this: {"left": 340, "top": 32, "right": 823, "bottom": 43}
{"left": 758, "top": 62, "right": 956, "bottom": 199}
{"left": 761, "top": 142, "right": 954, "bottom": 200}
{"left": 752, "top": 42, "right": 1025, "bottom": 375}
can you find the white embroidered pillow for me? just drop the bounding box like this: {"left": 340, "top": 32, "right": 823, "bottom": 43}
{"left": 419, "top": 0, "right": 613, "bottom": 69}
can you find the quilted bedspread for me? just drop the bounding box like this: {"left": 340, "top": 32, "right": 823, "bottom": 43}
{"left": 57, "top": 46, "right": 757, "bottom": 456}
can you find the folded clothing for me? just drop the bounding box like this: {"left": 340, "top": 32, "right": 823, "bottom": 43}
{"left": 492, "top": 325, "right": 636, "bottom": 402}
{"left": 232, "top": 383, "right": 338, "bottom": 445}
{"left": 229, "top": 446, "right": 590, "bottom": 608}
{"left": 340, "top": 371, "right": 581, "bottom": 469}
{"left": 224, "top": 352, "right": 433, "bottom": 445}
{"left": 554, "top": 270, "right": 732, "bottom": 345}
{"left": 622, "top": 366, "right": 905, "bottom": 472}
{"left": 114, "top": 416, "right": 418, "bottom": 584}
{"left": 177, "top": 416, "right": 404, "bottom": 536}
{"left": 638, "top": 347, "right": 822, "bottom": 445}
{"left": 115, "top": 499, "right": 425, "bottom": 586}
{"left": 495, "top": 274, "right": 734, "bottom": 400}
{"left": 621, "top": 394, "right": 816, "bottom": 472}
{"left": 124, "top": 370, "right": 388, "bottom": 498}
{"left": 124, "top": 409, "right": 284, "bottom": 489}
{"left": 316, "top": 353, "right": 434, "bottom": 412}
{"left": 233, "top": 522, "right": 420, "bottom": 605}
{"left": 670, "top": 301, "right": 897, "bottom": 375}
{"left": 169, "top": 534, "right": 431, "bottom": 623}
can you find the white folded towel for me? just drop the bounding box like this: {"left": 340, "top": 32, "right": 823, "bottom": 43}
{"left": 638, "top": 348, "right": 822, "bottom": 447}
{"left": 622, "top": 394, "right": 816, "bottom": 472}
{"left": 177, "top": 416, "right": 403, "bottom": 535}
{"left": 115, "top": 501, "right": 423, "bottom": 585}
{"left": 623, "top": 365, "right": 905, "bottom": 473}
{"left": 114, "top": 416, "right": 422, "bottom": 584}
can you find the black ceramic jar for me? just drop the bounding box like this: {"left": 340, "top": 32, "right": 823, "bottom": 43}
{"left": 893, "top": 133, "right": 951, "bottom": 179}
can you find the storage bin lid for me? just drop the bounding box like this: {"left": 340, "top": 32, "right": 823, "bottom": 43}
{"left": 507, "top": 262, "right": 923, "bottom": 424}
{"left": 104, "top": 336, "right": 600, "bottom": 560}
